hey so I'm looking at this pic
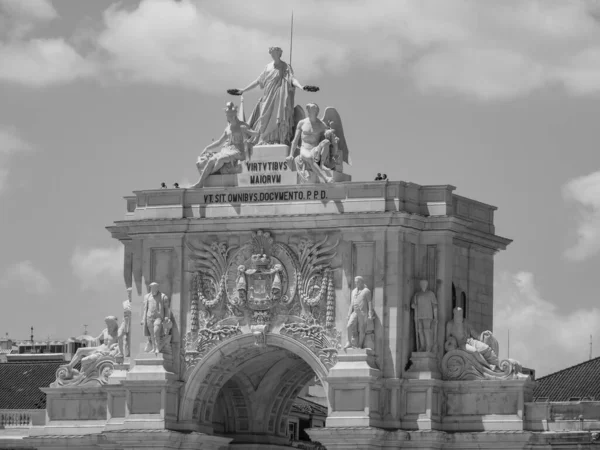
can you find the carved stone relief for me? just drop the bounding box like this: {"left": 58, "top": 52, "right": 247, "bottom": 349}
{"left": 183, "top": 230, "right": 341, "bottom": 375}
{"left": 441, "top": 306, "right": 529, "bottom": 381}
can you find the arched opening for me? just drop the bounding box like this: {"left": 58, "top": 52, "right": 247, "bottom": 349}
{"left": 180, "top": 333, "right": 329, "bottom": 448}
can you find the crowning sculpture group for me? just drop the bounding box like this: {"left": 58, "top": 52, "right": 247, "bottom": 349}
{"left": 50, "top": 46, "right": 526, "bottom": 388}
{"left": 192, "top": 46, "right": 349, "bottom": 188}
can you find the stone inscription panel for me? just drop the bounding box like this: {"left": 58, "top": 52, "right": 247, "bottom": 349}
{"left": 406, "top": 391, "right": 427, "bottom": 415}
{"left": 131, "top": 391, "right": 162, "bottom": 414}
{"left": 203, "top": 189, "right": 328, "bottom": 204}
{"left": 334, "top": 389, "right": 365, "bottom": 411}
{"left": 446, "top": 392, "right": 518, "bottom": 416}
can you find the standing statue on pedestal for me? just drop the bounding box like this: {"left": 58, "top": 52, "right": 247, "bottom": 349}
{"left": 411, "top": 279, "right": 438, "bottom": 353}
{"left": 141, "top": 282, "right": 171, "bottom": 354}
{"left": 192, "top": 102, "right": 258, "bottom": 188}
{"left": 286, "top": 103, "right": 349, "bottom": 184}
{"left": 117, "top": 288, "right": 132, "bottom": 360}
{"left": 345, "top": 276, "right": 375, "bottom": 349}
{"left": 228, "top": 46, "right": 318, "bottom": 145}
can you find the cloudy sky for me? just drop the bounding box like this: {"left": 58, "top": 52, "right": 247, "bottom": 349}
{"left": 1, "top": 0, "right": 600, "bottom": 377}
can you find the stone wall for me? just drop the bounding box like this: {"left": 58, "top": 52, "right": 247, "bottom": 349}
{"left": 452, "top": 242, "right": 494, "bottom": 334}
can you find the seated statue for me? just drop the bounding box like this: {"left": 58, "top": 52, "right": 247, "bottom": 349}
{"left": 286, "top": 103, "right": 349, "bottom": 184}
{"left": 192, "top": 102, "right": 258, "bottom": 188}
{"left": 445, "top": 307, "right": 499, "bottom": 369}
{"left": 51, "top": 316, "right": 119, "bottom": 387}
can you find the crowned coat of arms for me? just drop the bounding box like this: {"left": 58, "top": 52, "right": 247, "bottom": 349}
{"left": 183, "top": 230, "right": 342, "bottom": 372}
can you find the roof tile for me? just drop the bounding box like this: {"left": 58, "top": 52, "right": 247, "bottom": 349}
{"left": 534, "top": 356, "right": 600, "bottom": 401}
{"left": 0, "top": 361, "right": 62, "bottom": 409}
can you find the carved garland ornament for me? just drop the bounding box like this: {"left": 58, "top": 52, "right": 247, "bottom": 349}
{"left": 183, "top": 230, "right": 340, "bottom": 374}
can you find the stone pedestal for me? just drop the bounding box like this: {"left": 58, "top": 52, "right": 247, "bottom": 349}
{"left": 405, "top": 352, "right": 441, "bottom": 380}
{"left": 120, "top": 345, "right": 181, "bottom": 430}
{"left": 202, "top": 144, "right": 350, "bottom": 188}
{"left": 403, "top": 352, "right": 443, "bottom": 429}
{"left": 31, "top": 387, "right": 108, "bottom": 437}
{"left": 401, "top": 379, "right": 443, "bottom": 430}
{"left": 325, "top": 348, "right": 383, "bottom": 428}
{"left": 441, "top": 379, "right": 535, "bottom": 431}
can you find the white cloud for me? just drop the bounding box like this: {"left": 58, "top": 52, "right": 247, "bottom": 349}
{"left": 0, "top": 0, "right": 57, "bottom": 23}
{"left": 95, "top": 0, "right": 347, "bottom": 91}
{"left": 0, "top": 0, "right": 93, "bottom": 87}
{"left": 563, "top": 171, "right": 600, "bottom": 261}
{"left": 89, "top": 0, "right": 600, "bottom": 99}
{"left": 71, "top": 246, "right": 123, "bottom": 291}
{"left": 0, "top": 126, "right": 31, "bottom": 155}
{"left": 0, "top": 260, "right": 52, "bottom": 294}
{"left": 0, "top": 39, "right": 94, "bottom": 87}
{"left": 0, "top": 126, "right": 32, "bottom": 193}
{"left": 494, "top": 271, "right": 600, "bottom": 377}
{"left": 0, "top": 0, "right": 57, "bottom": 39}
{"left": 5, "top": 0, "right": 600, "bottom": 99}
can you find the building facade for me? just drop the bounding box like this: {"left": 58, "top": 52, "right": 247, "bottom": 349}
{"left": 1, "top": 146, "right": 599, "bottom": 448}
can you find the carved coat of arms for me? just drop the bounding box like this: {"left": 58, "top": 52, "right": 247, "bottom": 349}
{"left": 237, "top": 254, "right": 283, "bottom": 312}
{"left": 182, "top": 230, "right": 342, "bottom": 375}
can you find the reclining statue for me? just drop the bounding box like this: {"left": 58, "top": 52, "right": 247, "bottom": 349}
{"left": 51, "top": 316, "right": 120, "bottom": 387}
{"left": 445, "top": 306, "right": 499, "bottom": 368}
{"left": 442, "top": 306, "right": 526, "bottom": 380}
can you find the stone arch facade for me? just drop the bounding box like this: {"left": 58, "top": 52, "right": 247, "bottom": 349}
{"left": 179, "top": 333, "right": 329, "bottom": 438}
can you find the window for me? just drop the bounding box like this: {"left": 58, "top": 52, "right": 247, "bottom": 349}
{"left": 461, "top": 292, "right": 467, "bottom": 318}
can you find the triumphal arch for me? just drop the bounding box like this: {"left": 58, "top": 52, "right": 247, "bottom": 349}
{"left": 18, "top": 47, "right": 600, "bottom": 450}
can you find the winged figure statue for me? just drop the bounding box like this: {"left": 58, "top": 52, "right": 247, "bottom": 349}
{"left": 287, "top": 103, "right": 350, "bottom": 184}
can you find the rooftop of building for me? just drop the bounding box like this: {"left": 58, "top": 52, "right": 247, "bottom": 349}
{"left": 0, "top": 359, "right": 64, "bottom": 409}
{"left": 533, "top": 356, "right": 600, "bottom": 402}
{"left": 290, "top": 396, "right": 327, "bottom": 417}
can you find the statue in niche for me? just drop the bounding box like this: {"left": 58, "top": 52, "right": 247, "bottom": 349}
{"left": 228, "top": 46, "right": 319, "bottom": 146}
{"left": 141, "top": 282, "right": 172, "bottom": 354}
{"left": 192, "top": 102, "right": 258, "bottom": 188}
{"left": 411, "top": 279, "right": 438, "bottom": 353}
{"left": 445, "top": 307, "right": 499, "bottom": 369}
{"left": 286, "top": 103, "right": 349, "bottom": 184}
{"left": 345, "top": 276, "right": 375, "bottom": 349}
{"left": 117, "top": 288, "right": 132, "bottom": 360}
{"left": 52, "top": 316, "right": 119, "bottom": 387}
